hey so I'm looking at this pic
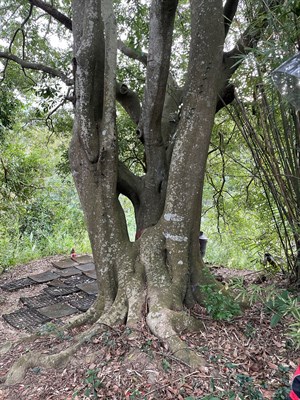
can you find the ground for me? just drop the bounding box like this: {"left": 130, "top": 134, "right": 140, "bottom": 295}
{"left": 0, "top": 256, "right": 298, "bottom": 399}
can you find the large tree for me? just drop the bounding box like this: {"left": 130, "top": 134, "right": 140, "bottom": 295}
{"left": 0, "top": 0, "right": 285, "bottom": 383}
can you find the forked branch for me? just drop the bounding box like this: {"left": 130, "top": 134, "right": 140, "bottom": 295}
{"left": 28, "top": 0, "right": 72, "bottom": 30}
{"left": 223, "top": 0, "right": 239, "bottom": 38}
{"left": 0, "top": 51, "right": 73, "bottom": 85}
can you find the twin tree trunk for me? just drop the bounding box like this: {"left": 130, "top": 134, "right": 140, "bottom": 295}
{"left": 69, "top": 0, "right": 224, "bottom": 364}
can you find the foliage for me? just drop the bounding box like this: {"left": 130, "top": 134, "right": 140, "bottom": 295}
{"left": 233, "top": 83, "right": 300, "bottom": 277}
{"left": 199, "top": 284, "right": 241, "bottom": 321}
{"left": 202, "top": 110, "right": 287, "bottom": 270}
{"left": 200, "top": 0, "right": 300, "bottom": 273}
{"left": 72, "top": 368, "right": 103, "bottom": 399}
{"left": 232, "top": 279, "right": 300, "bottom": 347}
{"left": 0, "top": 108, "right": 90, "bottom": 269}
{"left": 188, "top": 363, "right": 290, "bottom": 399}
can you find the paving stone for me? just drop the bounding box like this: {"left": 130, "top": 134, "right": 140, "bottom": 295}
{"left": 63, "top": 274, "right": 94, "bottom": 286}
{"left": 47, "top": 279, "right": 69, "bottom": 287}
{"left": 0, "top": 277, "right": 37, "bottom": 292}
{"left": 67, "top": 292, "right": 97, "bottom": 312}
{"left": 38, "top": 303, "right": 78, "bottom": 319}
{"left": 44, "top": 286, "right": 80, "bottom": 297}
{"left": 75, "top": 263, "right": 95, "bottom": 272}
{"left": 2, "top": 308, "right": 51, "bottom": 329}
{"left": 75, "top": 255, "right": 93, "bottom": 264}
{"left": 52, "top": 259, "right": 79, "bottom": 269}
{"left": 56, "top": 267, "right": 82, "bottom": 278}
{"left": 29, "top": 271, "right": 60, "bottom": 283}
{"left": 83, "top": 270, "right": 97, "bottom": 280}
{"left": 20, "top": 293, "right": 63, "bottom": 308}
{"left": 77, "top": 281, "right": 98, "bottom": 295}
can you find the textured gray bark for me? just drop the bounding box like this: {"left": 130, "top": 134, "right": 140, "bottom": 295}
{"left": 68, "top": 0, "right": 224, "bottom": 364}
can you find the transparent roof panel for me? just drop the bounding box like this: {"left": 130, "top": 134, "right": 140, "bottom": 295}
{"left": 271, "top": 53, "right": 300, "bottom": 110}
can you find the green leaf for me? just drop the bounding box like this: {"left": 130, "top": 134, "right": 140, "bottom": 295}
{"left": 270, "top": 313, "right": 282, "bottom": 327}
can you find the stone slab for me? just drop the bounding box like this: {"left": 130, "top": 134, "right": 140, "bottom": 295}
{"left": 74, "top": 255, "right": 93, "bottom": 265}
{"left": 47, "top": 279, "right": 69, "bottom": 287}
{"left": 29, "top": 271, "right": 60, "bottom": 283}
{"left": 38, "top": 303, "right": 78, "bottom": 319}
{"left": 20, "top": 293, "right": 63, "bottom": 309}
{"left": 77, "top": 281, "right": 98, "bottom": 295}
{"left": 67, "top": 292, "right": 96, "bottom": 312}
{"left": 3, "top": 308, "right": 51, "bottom": 329}
{"left": 44, "top": 286, "right": 80, "bottom": 297}
{"left": 83, "top": 270, "right": 97, "bottom": 280}
{"left": 75, "top": 263, "right": 95, "bottom": 272}
{"left": 0, "top": 277, "right": 37, "bottom": 292}
{"left": 52, "top": 259, "right": 79, "bottom": 269}
{"left": 56, "top": 267, "right": 82, "bottom": 278}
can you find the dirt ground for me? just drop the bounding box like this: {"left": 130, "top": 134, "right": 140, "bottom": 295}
{"left": 0, "top": 257, "right": 298, "bottom": 399}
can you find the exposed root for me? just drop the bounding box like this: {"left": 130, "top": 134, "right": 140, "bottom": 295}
{"left": 96, "top": 291, "right": 128, "bottom": 326}
{"left": 5, "top": 340, "right": 81, "bottom": 385}
{"left": 0, "top": 331, "right": 45, "bottom": 356}
{"left": 0, "top": 341, "right": 13, "bottom": 355}
{"left": 126, "top": 285, "right": 146, "bottom": 329}
{"left": 5, "top": 324, "right": 100, "bottom": 385}
{"left": 63, "top": 296, "right": 103, "bottom": 330}
{"left": 4, "top": 293, "right": 128, "bottom": 386}
{"left": 147, "top": 308, "right": 205, "bottom": 368}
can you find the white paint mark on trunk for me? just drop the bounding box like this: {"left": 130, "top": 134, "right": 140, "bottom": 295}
{"left": 164, "top": 213, "right": 184, "bottom": 222}
{"left": 163, "top": 232, "right": 188, "bottom": 242}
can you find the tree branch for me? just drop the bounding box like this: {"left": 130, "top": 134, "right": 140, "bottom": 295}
{"left": 2, "top": 4, "right": 33, "bottom": 81}
{"left": 217, "top": 0, "right": 284, "bottom": 112}
{"left": 223, "top": 0, "right": 239, "bottom": 38}
{"left": 138, "top": 0, "right": 178, "bottom": 177}
{"left": 0, "top": 51, "right": 73, "bottom": 85}
{"left": 223, "top": 0, "right": 284, "bottom": 76}
{"left": 28, "top": 0, "right": 72, "bottom": 31}
{"left": 117, "top": 40, "right": 147, "bottom": 66}
{"left": 116, "top": 82, "right": 141, "bottom": 125}
{"left": 216, "top": 83, "right": 235, "bottom": 112}
{"left": 117, "top": 161, "right": 142, "bottom": 208}
{"left": 28, "top": 1, "right": 149, "bottom": 73}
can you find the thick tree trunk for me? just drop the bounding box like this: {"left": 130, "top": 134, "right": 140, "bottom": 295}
{"left": 68, "top": 0, "right": 225, "bottom": 367}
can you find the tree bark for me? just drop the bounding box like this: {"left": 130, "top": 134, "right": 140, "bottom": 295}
{"left": 69, "top": 0, "right": 224, "bottom": 366}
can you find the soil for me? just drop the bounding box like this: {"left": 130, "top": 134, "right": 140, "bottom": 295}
{"left": 0, "top": 257, "right": 298, "bottom": 399}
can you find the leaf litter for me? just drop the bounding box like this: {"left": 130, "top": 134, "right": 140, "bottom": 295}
{"left": 0, "top": 258, "right": 298, "bottom": 399}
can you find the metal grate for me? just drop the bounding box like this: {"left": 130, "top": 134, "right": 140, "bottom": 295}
{"left": 0, "top": 277, "right": 37, "bottom": 292}
{"left": 20, "top": 293, "right": 63, "bottom": 308}
{"left": 67, "top": 292, "right": 96, "bottom": 312}
{"left": 44, "top": 286, "right": 80, "bottom": 297}
{"left": 63, "top": 274, "right": 94, "bottom": 286}
{"left": 3, "top": 308, "right": 51, "bottom": 329}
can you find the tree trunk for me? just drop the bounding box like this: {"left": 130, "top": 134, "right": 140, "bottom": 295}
{"left": 68, "top": 0, "right": 225, "bottom": 366}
